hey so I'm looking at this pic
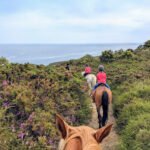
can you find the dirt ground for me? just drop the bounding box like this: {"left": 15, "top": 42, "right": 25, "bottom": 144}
{"left": 89, "top": 102, "right": 119, "bottom": 150}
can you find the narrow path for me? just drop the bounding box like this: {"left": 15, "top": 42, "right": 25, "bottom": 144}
{"left": 89, "top": 102, "right": 119, "bottom": 150}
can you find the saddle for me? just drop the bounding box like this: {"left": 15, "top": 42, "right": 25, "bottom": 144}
{"left": 97, "top": 83, "right": 110, "bottom": 89}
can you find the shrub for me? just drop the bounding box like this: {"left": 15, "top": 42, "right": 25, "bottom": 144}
{"left": 114, "top": 80, "right": 150, "bottom": 150}
{"left": 143, "top": 40, "right": 150, "bottom": 48}
{"left": 117, "top": 100, "right": 150, "bottom": 131}
{"left": 121, "top": 50, "right": 134, "bottom": 58}
{"left": 135, "top": 129, "right": 150, "bottom": 150}
{"left": 78, "top": 54, "right": 95, "bottom": 66}
{"left": 113, "top": 88, "right": 139, "bottom": 117}
{"left": 121, "top": 114, "right": 150, "bottom": 150}
{"left": 0, "top": 57, "right": 9, "bottom": 65}
{"left": 136, "top": 45, "right": 143, "bottom": 50}
{"left": 100, "top": 50, "right": 114, "bottom": 62}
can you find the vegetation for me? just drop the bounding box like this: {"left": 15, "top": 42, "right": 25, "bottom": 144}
{"left": 0, "top": 40, "right": 150, "bottom": 149}
{"left": 143, "top": 40, "right": 150, "bottom": 48}
{"left": 111, "top": 47, "right": 150, "bottom": 150}
{"left": 0, "top": 60, "right": 91, "bottom": 149}
{"left": 100, "top": 50, "right": 114, "bottom": 62}
{"left": 66, "top": 42, "right": 150, "bottom": 150}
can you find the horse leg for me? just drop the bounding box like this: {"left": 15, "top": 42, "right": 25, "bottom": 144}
{"left": 96, "top": 107, "right": 102, "bottom": 128}
{"left": 91, "top": 90, "right": 96, "bottom": 103}
{"left": 102, "top": 92, "right": 109, "bottom": 126}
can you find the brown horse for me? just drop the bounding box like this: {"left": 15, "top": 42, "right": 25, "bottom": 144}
{"left": 93, "top": 86, "right": 112, "bottom": 128}
{"left": 56, "top": 114, "right": 112, "bottom": 150}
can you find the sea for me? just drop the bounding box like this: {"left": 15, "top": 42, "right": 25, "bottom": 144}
{"left": 0, "top": 43, "right": 139, "bottom": 65}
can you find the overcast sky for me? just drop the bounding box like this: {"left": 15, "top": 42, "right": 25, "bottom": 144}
{"left": 0, "top": 0, "right": 150, "bottom": 44}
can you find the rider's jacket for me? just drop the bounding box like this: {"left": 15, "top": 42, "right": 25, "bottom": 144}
{"left": 85, "top": 67, "right": 91, "bottom": 74}
{"left": 96, "top": 72, "right": 106, "bottom": 84}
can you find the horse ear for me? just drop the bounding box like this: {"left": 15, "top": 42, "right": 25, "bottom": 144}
{"left": 93, "top": 124, "right": 113, "bottom": 143}
{"left": 56, "top": 114, "right": 69, "bottom": 139}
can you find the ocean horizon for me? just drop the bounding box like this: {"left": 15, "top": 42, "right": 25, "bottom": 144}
{"left": 0, "top": 43, "right": 139, "bottom": 65}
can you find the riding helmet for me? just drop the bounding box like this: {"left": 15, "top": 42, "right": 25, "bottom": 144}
{"left": 98, "top": 65, "right": 104, "bottom": 71}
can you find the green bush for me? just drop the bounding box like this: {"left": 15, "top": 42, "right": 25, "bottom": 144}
{"left": 143, "top": 40, "right": 150, "bottom": 48}
{"left": 100, "top": 50, "right": 114, "bottom": 62}
{"left": 136, "top": 45, "right": 143, "bottom": 50}
{"left": 135, "top": 129, "right": 150, "bottom": 150}
{"left": 114, "top": 79, "right": 150, "bottom": 150}
{"left": 121, "top": 50, "right": 134, "bottom": 58}
{"left": 113, "top": 81, "right": 150, "bottom": 116}
{"left": 117, "top": 100, "right": 150, "bottom": 131}
{"left": 113, "top": 87, "right": 139, "bottom": 117}
{"left": 0, "top": 57, "right": 9, "bottom": 65}
{"left": 121, "top": 114, "right": 150, "bottom": 150}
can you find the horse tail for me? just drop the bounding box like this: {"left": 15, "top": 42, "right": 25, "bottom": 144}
{"left": 101, "top": 91, "right": 109, "bottom": 126}
{"left": 102, "top": 91, "right": 109, "bottom": 106}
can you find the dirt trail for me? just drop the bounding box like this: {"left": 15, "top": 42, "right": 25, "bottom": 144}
{"left": 89, "top": 102, "right": 119, "bottom": 150}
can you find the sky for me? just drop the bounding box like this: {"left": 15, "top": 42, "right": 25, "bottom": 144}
{"left": 0, "top": 0, "right": 150, "bottom": 44}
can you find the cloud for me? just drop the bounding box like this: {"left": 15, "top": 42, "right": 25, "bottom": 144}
{"left": 2, "top": 7, "right": 149, "bottom": 30}
{"left": 0, "top": 0, "right": 150, "bottom": 43}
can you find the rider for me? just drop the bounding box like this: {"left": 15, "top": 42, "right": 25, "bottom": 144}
{"left": 84, "top": 64, "right": 91, "bottom": 76}
{"left": 94, "top": 65, "right": 110, "bottom": 89}
{"left": 91, "top": 65, "right": 110, "bottom": 100}
{"left": 65, "top": 63, "right": 70, "bottom": 70}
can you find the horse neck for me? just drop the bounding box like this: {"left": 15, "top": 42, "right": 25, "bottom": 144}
{"left": 65, "top": 138, "right": 82, "bottom": 150}
{"left": 58, "top": 127, "right": 100, "bottom": 150}
{"left": 58, "top": 136, "right": 81, "bottom": 150}
{"left": 84, "top": 145, "right": 101, "bottom": 150}
{"left": 58, "top": 132, "right": 82, "bottom": 150}
{"left": 60, "top": 137, "right": 100, "bottom": 150}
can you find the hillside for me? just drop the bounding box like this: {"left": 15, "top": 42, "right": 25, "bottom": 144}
{"left": 0, "top": 60, "right": 91, "bottom": 149}
{"left": 0, "top": 40, "right": 150, "bottom": 150}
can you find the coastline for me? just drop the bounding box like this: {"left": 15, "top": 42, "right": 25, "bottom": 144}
{"left": 0, "top": 43, "right": 139, "bottom": 65}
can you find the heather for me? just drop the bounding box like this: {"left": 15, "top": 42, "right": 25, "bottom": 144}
{"left": 0, "top": 61, "right": 91, "bottom": 149}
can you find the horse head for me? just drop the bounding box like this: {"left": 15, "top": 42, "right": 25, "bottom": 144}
{"left": 56, "top": 114, "right": 112, "bottom": 150}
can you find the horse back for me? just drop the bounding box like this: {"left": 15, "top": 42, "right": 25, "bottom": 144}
{"left": 95, "top": 86, "right": 112, "bottom": 106}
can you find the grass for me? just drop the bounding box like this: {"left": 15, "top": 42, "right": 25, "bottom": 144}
{"left": 113, "top": 80, "right": 150, "bottom": 150}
